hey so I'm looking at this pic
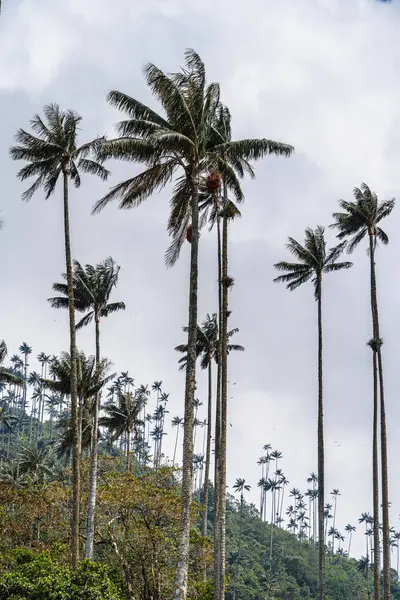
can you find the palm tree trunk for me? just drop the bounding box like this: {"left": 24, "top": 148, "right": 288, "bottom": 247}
{"left": 202, "top": 358, "right": 213, "bottom": 539}
{"left": 85, "top": 314, "right": 101, "bottom": 560}
{"left": 317, "top": 281, "right": 325, "bottom": 600}
{"left": 127, "top": 429, "right": 131, "bottom": 472}
{"left": 23, "top": 355, "right": 27, "bottom": 416}
{"left": 63, "top": 171, "right": 80, "bottom": 569}
{"left": 368, "top": 231, "right": 390, "bottom": 600}
{"left": 214, "top": 191, "right": 223, "bottom": 600}
{"left": 372, "top": 346, "right": 380, "bottom": 600}
{"left": 173, "top": 169, "right": 200, "bottom": 600}
{"left": 173, "top": 425, "right": 180, "bottom": 465}
{"left": 217, "top": 198, "right": 229, "bottom": 600}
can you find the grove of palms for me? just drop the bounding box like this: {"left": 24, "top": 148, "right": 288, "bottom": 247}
{"left": 0, "top": 33, "right": 397, "bottom": 600}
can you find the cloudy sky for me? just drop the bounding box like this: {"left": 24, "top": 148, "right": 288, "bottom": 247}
{"left": 1, "top": 0, "right": 400, "bottom": 559}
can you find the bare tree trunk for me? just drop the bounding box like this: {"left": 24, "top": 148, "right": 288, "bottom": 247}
{"left": 202, "top": 358, "right": 212, "bottom": 538}
{"left": 371, "top": 343, "right": 380, "bottom": 600}
{"left": 63, "top": 171, "right": 80, "bottom": 568}
{"left": 368, "top": 231, "right": 389, "bottom": 600}
{"left": 173, "top": 169, "right": 200, "bottom": 600}
{"left": 317, "top": 280, "right": 325, "bottom": 600}
{"left": 202, "top": 358, "right": 213, "bottom": 581}
{"left": 217, "top": 195, "right": 229, "bottom": 600}
{"left": 214, "top": 191, "right": 222, "bottom": 600}
{"left": 85, "top": 314, "right": 101, "bottom": 559}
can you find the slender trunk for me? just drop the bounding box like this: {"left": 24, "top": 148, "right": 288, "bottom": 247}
{"left": 348, "top": 532, "right": 352, "bottom": 556}
{"left": 217, "top": 192, "right": 229, "bottom": 600}
{"left": 214, "top": 190, "right": 223, "bottom": 600}
{"left": 173, "top": 426, "right": 180, "bottom": 466}
{"left": 378, "top": 348, "right": 390, "bottom": 599}
{"left": 85, "top": 314, "right": 101, "bottom": 559}
{"left": 173, "top": 169, "right": 200, "bottom": 600}
{"left": 127, "top": 429, "right": 131, "bottom": 472}
{"left": 317, "top": 281, "right": 325, "bottom": 600}
{"left": 63, "top": 171, "right": 80, "bottom": 568}
{"left": 202, "top": 359, "right": 213, "bottom": 539}
{"left": 372, "top": 346, "right": 380, "bottom": 600}
{"left": 23, "top": 355, "right": 28, "bottom": 416}
{"left": 269, "top": 491, "right": 274, "bottom": 560}
{"left": 369, "top": 231, "right": 390, "bottom": 600}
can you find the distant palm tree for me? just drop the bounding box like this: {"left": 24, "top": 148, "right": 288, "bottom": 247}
{"left": 48, "top": 256, "right": 125, "bottom": 559}
{"left": 10, "top": 103, "right": 109, "bottom": 567}
{"left": 331, "top": 489, "right": 341, "bottom": 530}
{"left": 175, "top": 313, "right": 243, "bottom": 540}
{"left": 274, "top": 226, "right": 352, "bottom": 600}
{"left": 18, "top": 443, "right": 53, "bottom": 484}
{"left": 0, "top": 342, "right": 24, "bottom": 386}
{"left": 171, "top": 416, "right": 184, "bottom": 465}
{"left": 345, "top": 524, "right": 356, "bottom": 556}
{"left": 19, "top": 342, "right": 32, "bottom": 416}
{"left": 331, "top": 183, "right": 395, "bottom": 600}
{"left": 101, "top": 389, "right": 146, "bottom": 471}
{"left": 232, "top": 478, "right": 251, "bottom": 600}
{"left": 44, "top": 351, "right": 113, "bottom": 455}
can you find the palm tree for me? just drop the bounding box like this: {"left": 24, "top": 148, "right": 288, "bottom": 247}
{"left": 274, "top": 226, "right": 352, "bottom": 600}
{"left": 19, "top": 342, "right": 32, "bottom": 417}
{"left": 0, "top": 341, "right": 24, "bottom": 386}
{"left": 92, "top": 50, "right": 293, "bottom": 600}
{"left": 175, "top": 313, "right": 243, "bottom": 540}
{"left": 10, "top": 104, "right": 109, "bottom": 566}
{"left": 48, "top": 256, "right": 125, "bottom": 559}
{"left": 171, "top": 416, "right": 184, "bottom": 465}
{"left": 331, "top": 183, "right": 395, "bottom": 600}
{"left": 18, "top": 442, "right": 53, "bottom": 484}
{"left": 345, "top": 524, "right": 356, "bottom": 556}
{"left": 232, "top": 478, "right": 251, "bottom": 600}
{"left": 100, "top": 389, "right": 146, "bottom": 471}
{"left": 331, "top": 489, "right": 341, "bottom": 530}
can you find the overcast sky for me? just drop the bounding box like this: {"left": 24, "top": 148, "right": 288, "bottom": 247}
{"left": 1, "top": 0, "right": 400, "bottom": 560}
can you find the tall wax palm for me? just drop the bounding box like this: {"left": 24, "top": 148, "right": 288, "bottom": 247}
{"left": 19, "top": 342, "right": 32, "bottom": 416}
{"left": 92, "top": 49, "right": 293, "bottom": 600}
{"left": 44, "top": 351, "right": 114, "bottom": 454}
{"left": 232, "top": 478, "right": 251, "bottom": 600}
{"left": 331, "top": 183, "right": 395, "bottom": 600}
{"left": 274, "top": 226, "right": 352, "bottom": 600}
{"left": 345, "top": 524, "right": 356, "bottom": 556}
{"left": 172, "top": 416, "right": 184, "bottom": 465}
{"left": 48, "top": 256, "right": 125, "bottom": 559}
{"left": 331, "top": 489, "right": 341, "bottom": 531}
{"left": 10, "top": 103, "right": 109, "bottom": 567}
{"left": 100, "top": 389, "right": 146, "bottom": 471}
{"left": 175, "top": 313, "right": 243, "bottom": 540}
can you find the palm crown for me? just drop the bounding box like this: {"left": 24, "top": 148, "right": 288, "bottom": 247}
{"left": 175, "top": 313, "right": 244, "bottom": 370}
{"left": 92, "top": 49, "right": 293, "bottom": 265}
{"left": 44, "top": 351, "right": 114, "bottom": 401}
{"left": 331, "top": 183, "right": 395, "bottom": 252}
{"left": 9, "top": 103, "right": 109, "bottom": 200}
{"left": 48, "top": 257, "right": 125, "bottom": 329}
{"left": 273, "top": 226, "right": 352, "bottom": 298}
